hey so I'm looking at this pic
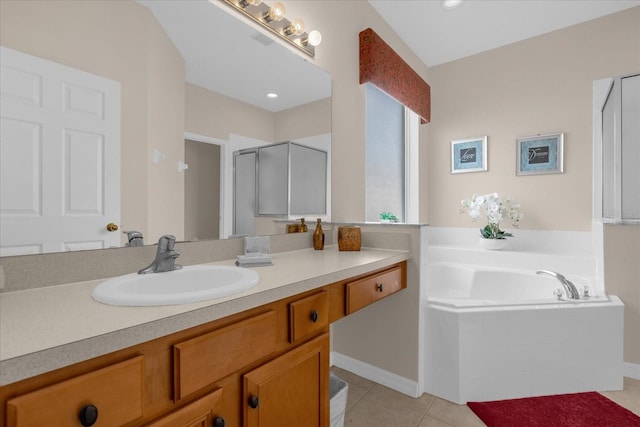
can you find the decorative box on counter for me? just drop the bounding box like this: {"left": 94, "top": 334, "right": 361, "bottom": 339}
{"left": 338, "top": 226, "right": 361, "bottom": 251}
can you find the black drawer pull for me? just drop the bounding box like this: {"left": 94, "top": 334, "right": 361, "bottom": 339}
{"left": 214, "top": 416, "right": 226, "bottom": 427}
{"left": 310, "top": 310, "right": 319, "bottom": 323}
{"left": 248, "top": 395, "right": 260, "bottom": 409}
{"left": 376, "top": 283, "right": 383, "bottom": 292}
{"left": 78, "top": 404, "right": 99, "bottom": 427}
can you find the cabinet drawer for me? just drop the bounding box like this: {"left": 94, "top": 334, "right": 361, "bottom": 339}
{"left": 346, "top": 266, "right": 404, "bottom": 314}
{"left": 289, "top": 291, "right": 328, "bottom": 343}
{"left": 174, "top": 310, "right": 277, "bottom": 400}
{"left": 147, "top": 388, "right": 224, "bottom": 427}
{"left": 6, "top": 356, "right": 144, "bottom": 427}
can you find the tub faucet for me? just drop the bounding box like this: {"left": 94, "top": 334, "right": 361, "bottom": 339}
{"left": 536, "top": 270, "right": 580, "bottom": 299}
{"left": 138, "top": 235, "right": 182, "bottom": 274}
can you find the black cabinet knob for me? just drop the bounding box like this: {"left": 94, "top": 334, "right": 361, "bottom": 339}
{"left": 310, "top": 310, "right": 319, "bottom": 323}
{"left": 376, "top": 283, "right": 383, "bottom": 292}
{"left": 78, "top": 404, "right": 99, "bottom": 427}
{"left": 213, "top": 416, "right": 226, "bottom": 427}
{"left": 248, "top": 395, "right": 260, "bottom": 409}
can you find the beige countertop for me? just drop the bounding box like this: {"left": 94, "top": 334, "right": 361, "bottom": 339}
{"left": 0, "top": 246, "right": 409, "bottom": 386}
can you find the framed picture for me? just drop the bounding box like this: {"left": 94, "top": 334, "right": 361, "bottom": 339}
{"left": 516, "top": 133, "right": 564, "bottom": 175}
{"left": 451, "top": 136, "right": 487, "bottom": 174}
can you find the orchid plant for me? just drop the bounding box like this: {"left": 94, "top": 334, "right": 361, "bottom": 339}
{"left": 460, "top": 193, "right": 523, "bottom": 239}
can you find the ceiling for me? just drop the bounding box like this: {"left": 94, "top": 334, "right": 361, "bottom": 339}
{"left": 137, "top": 0, "right": 330, "bottom": 112}
{"left": 137, "top": 0, "right": 638, "bottom": 111}
{"left": 369, "top": 0, "right": 640, "bottom": 67}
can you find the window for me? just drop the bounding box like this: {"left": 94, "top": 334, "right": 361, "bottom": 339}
{"left": 365, "top": 84, "right": 419, "bottom": 223}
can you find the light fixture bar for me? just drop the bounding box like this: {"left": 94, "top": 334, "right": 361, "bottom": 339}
{"left": 219, "top": 0, "right": 319, "bottom": 57}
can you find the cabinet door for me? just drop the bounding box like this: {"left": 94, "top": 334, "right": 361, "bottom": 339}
{"left": 243, "top": 333, "right": 329, "bottom": 427}
{"left": 146, "top": 388, "right": 224, "bottom": 427}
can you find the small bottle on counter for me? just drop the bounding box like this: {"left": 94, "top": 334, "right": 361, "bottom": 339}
{"left": 299, "top": 218, "right": 308, "bottom": 232}
{"left": 313, "top": 218, "right": 325, "bottom": 250}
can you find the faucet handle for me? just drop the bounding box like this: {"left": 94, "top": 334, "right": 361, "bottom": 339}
{"left": 158, "top": 234, "right": 176, "bottom": 249}
{"left": 553, "top": 288, "right": 564, "bottom": 301}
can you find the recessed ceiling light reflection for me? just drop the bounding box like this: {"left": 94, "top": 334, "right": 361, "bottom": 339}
{"left": 266, "top": 93, "right": 278, "bottom": 99}
{"left": 442, "top": 0, "right": 463, "bottom": 10}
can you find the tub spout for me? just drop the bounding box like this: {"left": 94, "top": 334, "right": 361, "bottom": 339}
{"left": 536, "top": 270, "right": 580, "bottom": 300}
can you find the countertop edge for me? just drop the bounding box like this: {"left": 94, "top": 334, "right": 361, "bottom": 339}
{"left": 0, "top": 249, "right": 410, "bottom": 386}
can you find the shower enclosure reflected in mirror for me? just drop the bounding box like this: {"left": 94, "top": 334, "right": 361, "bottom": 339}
{"left": 234, "top": 141, "right": 328, "bottom": 236}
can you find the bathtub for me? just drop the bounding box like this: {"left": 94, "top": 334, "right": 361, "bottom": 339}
{"left": 424, "top": 263, "right": 624, "bottom": 404}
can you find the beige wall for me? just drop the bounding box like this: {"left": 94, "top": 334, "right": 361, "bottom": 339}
{"left": 274, "top": 97, "right": 332, "bottom": 142}
{"left": 185, "top": 140, "right": 221, "bottom": 241}
{"left": 0, "top": 0, "right": 185, "bottom": 242}
{"left": 604, "top": 225, "right": 640, "bottom": 364}
{"left": 427, "top": 8, "right": 640, "bottom": 231}
{"left": 185, "top": 83, "right": 276, "bottom": 143}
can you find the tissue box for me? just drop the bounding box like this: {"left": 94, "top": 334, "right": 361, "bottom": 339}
{"left": 338, "top": 226, "right": 361, "bottom": 251}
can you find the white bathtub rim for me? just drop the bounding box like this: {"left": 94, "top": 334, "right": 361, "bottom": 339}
{"left": 426, "top": 262, "right": 604, "bottom": 300}
{"left": 426, "top": 294, "right": 622, "bottom": 312}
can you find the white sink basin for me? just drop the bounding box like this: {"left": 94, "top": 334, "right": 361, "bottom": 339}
{"left": 92, "top": 265, "right": 259, "bottom": 306}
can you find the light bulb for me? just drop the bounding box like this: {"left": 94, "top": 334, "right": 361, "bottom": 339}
{"left": 264, "top": 2, "right": 286, "bottom": 22}
{"left": 238, "top": 0, "right": 261, "bottom": 8}
{"left": 307, "top": 30, "right": 322, "bottom": 47}
{"left": 284, "top": 19, "right": 305, "bottom": 36}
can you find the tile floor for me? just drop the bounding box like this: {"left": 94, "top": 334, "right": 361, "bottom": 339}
{"left": 331, "top": 367, "right": 640, "bottom": 427}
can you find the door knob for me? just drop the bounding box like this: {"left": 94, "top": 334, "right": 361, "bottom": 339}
{"left": 106, "top": 223, "right": 119, "bottom": 232}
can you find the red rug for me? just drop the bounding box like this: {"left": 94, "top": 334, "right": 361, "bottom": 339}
{"left": 468, "top": 392, "right": 640, "bottom": 427}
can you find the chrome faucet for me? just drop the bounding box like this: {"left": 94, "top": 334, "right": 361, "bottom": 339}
{"left": 124, "top": 230, "right": 144, "bottom": 247}
{"left": 536, "top": 270, "right": 580, "bottom": 299}
{"left": 138, "top": 235, "right": 182, "bottom": 274}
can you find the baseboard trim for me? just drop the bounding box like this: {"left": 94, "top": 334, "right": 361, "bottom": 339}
{"left": 624, "top": 362, "right": 640, "bottom": 380}
{"left": 331, "top": 351, "right": 420, "bottom": 398}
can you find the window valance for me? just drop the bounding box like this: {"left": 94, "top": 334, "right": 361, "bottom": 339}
{"left": 359, "top": 28, "right": 431, "bottom": 124}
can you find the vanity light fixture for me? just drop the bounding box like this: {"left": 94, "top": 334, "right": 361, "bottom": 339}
{"left": 442, "top": 0, "right": 463, "bottom": 10}
{"left": 218, "top": 0, "right": 321, "bottom": 57}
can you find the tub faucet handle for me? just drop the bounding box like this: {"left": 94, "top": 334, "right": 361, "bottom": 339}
{"left": 553, "top": 288, "right": 564, "bottom": 301}
{"left": 582, "top": 285, "right": 591, "bottom": 298}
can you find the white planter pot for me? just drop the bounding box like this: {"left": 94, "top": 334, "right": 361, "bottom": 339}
{"left": 478, "top": 238, "right": 509, "bottom": 250}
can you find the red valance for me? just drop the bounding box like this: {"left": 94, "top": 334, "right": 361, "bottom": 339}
{"left": 359, "top": 28, "right": 431, "bottom": 124}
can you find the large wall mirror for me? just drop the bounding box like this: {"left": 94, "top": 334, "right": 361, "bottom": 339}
{"left": 0, "top": 0, "right": 331, "bottom": 256}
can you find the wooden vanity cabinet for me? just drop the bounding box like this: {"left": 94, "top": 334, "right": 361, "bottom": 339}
{"left": 1, "top": 261, "right": 406, "bottom": 427}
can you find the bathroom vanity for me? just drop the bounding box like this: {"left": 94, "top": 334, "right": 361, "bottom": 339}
{"left": 0, "top": 248, "right": 408, "bottom": 427}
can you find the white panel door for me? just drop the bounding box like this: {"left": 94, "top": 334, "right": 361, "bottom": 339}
{"left": 0, "top": 47, "right": 121, "bottom": 255}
